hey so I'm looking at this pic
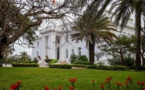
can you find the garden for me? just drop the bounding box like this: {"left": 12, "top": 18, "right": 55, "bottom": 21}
{"left": 0, "top": 68, "right": 145, "bottom": 90}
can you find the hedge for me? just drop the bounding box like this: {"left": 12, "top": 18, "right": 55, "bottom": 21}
{"left": 72, "top": 61, "right": 90, "bottom": 65}
{"left": 87, "top": 65, "right": 129, "bottom": 71}
{"left": 12, "top": 63, "right": 39, "bottom": 67}
{"left": 49, "top": 64, "right": 72, "bottom": 69}
{"left": 71, "top": 64, "right": 88, "bottom": 68}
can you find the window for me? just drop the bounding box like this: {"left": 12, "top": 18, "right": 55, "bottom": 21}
{"left": 37, "top": 51, "right": 39, "bottom": 57}
{"left": 78, "top": 47, "right": 81, "bottom": 56}
{"left": 37, "top": 42, "right": 39, "bottom": 47}
{"left": 57, "top": 39, "right": 60, "bottom": 44}
{"left": 66, "top": 36, "right": 68, "bottom": 42}
{"left": 66, "top": 50, "right": 68, "bottom": 58}
{"left": 72, "top": 49, "right": 74, "bottom": 54}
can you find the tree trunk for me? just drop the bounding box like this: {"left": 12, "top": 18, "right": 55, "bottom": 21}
{"left": 135, "top": 3, "right": 141, "bottom": 71}
{"left": 120, "top": 50, "right": 124, "bottom": 65}
{"left": 89, "top": 42, "right": 95, "bottom": 65}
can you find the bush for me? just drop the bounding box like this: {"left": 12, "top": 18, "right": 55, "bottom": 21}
{"left": 71, "top": 64, "right": 88, "bottom": 68}
{"left": 108, "top": 58, "right": 121, "bottom": 65}
{"left": 105, "top": 66, "right": 129, "bottom": 71}
{"left": 12, "top": 63, "right": 39, "bottom": 67}
{"left": 78, "top": 55, "right": 88, "bottom": 61}
{"left": 87, "top": 65, "right": 129, "bottom": 71}
{"left": 45, "top": 59, "right": 58, "bottom": 63}
{"left": 87, "top": 65, "right": 97, "bottom": 69}
{"left": 49, "top": 64, "right": 72, "bottom": 69}
{"left": 70, "top": 54, "right": 78, "bottom": 63}
{"left": 0, "top": 64, "right": 2, "bottom": 67}
{"left": 124, "top": 56, "right": 134, "bottom": 67}
{"left": 49, "top": 59, "right": 58, "bottom": 63}
{"left": 72, "top": 60, "right": 89, "bottom": 65}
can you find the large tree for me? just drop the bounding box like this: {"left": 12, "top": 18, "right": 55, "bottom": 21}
{"left": 99, "top": 35, "right": 136, "bottom": 66}
{"left": 71, "top": 13, "right": 117, "bottom": 65}
{"left": 110, "top": 0, "right": 145, "bottom": 70}
{"left": 0, "top": 0, "right": 90, "bottom": 59}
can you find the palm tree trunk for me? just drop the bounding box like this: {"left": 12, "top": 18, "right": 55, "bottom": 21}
{"left": 135, "top": 3, "right": 142, "bottom": 71}
{"left": 120, "top": 51, "right": 124, "bottom": 65}
{"left": 89, "top": 42, "right": 95, "bottom": 65}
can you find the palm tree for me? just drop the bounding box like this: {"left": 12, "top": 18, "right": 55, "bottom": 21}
{"left": 110, "top": 0, "right": 145, "bottom": 70}
{"left": 71, "top": 13, "right": 117, "bottom": 65}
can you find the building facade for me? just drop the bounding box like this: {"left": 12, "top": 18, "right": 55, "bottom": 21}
{"left": 32, "top": 12, "right": 135, "bottom": 65}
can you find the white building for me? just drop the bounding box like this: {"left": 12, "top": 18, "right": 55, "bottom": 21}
{"left": 32, "top": 14, "right": 135, "bottom": 65}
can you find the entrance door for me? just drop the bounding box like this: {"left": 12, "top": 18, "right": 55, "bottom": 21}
{"left": 57, "top": 47, "right": 59, "bottom": 60}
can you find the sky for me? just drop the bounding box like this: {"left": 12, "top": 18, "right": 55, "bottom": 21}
{"left": 12, "top": 43, "right": 32, "bottom": 56}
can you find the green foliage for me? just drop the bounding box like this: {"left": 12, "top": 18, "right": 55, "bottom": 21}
{"left": 72, "top": 60, "right": 89, "bottom": 65}
{"left": 45, "top": 59, "right": 58, "bottom": 63}
{"left": 49, "top": 64, "right": 72, "bottom": 69}
{"left": 49, "top": 59, "right": 58, "bottom": 63}
{"left": 70, "top": 54, "right": 78, "bottom": 63}
{"left": 0, "top": 64, "right": 2, "bottom": 67}
{"left": 12, "top": 63, "right": 39, "bottom": 67}
{"left": 108, "top": 58, "right": 122, "bottom": 66}
{"left": 87, "top": 65, "right": 129, "bottom": 71}
{"left": 71, "top": 64, "right": 88, "bottom": 68}
{"left": 124, "top": 55, "right": 135, "bottom": 67}
{"left": 32, "top": 57, "right": 38, "bottom": 63}
{"left": 78, "top": 55, "right": 88, "bottom": 61}
{"left": 87, "top": 65, "right": 97, "bottom": 69}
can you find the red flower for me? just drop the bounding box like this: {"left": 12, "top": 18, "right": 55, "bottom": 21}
{"left": 69, "top": 86, "right": 74, "bottom": 90}
{"left": 125, "top": 81, "right": 129, "bottom": 85}
{"left": 92, "top": 80, "right": 95, "bottom": 83}
{"left": 116, "top": 82, "right": 122, "bottom": 87}
{"left": 73, "top": 78, "right": 76, "bottom": 82}
{"left": 137, "top": 81, "right": 141, "bottom": 85}
{"left": 69, "top": 78, "right": 76, "bottom": 83}
{"left": 127, "top": 76, "right": 131, "bottom": 81}
{"left": 100, "top": 84, "right": 105, "bottom": 89}
{"left": 106, "top": 76, "right": 112, "bottom": 81}
{"left": 53, "top": 88, "right": 56, "bottom": 90}
{"left": 105, "top": 80, "right": 109, "bottom": 84}
{"left": 141, "top": 82, "right": 145, "bottom": 86}
{"left": 11, "top": 83, "right": 18, "bottom": 90}
{"left": 44, "top": 86, "right": 49, "bottom": 90}
{"left": 142, "top": 88, "right": 145, "bottom": 90}
{"left": 17, "top": 81, "right": 21, "bottom": 85}
{"left": 58, "top": 86, "right": 62, "bottom": 90}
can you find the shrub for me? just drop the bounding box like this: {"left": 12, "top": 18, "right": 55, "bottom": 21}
{"left": 87, "top": 65, "right": 97, "bottom": 69}
{"left": 12, "top": 63, "right": 39, "bottom": 67}
{"left": 72, "top": 60, "right": 89, "bottom": 65}
{"left": 87, "top": 65, "right": 129, "bottom": 71}
{"left": 49, "top": 64, "right": 72, "bottom": 69}
{"left": 78, "top": 55, "right": 88, "bottom": 61}
{"left": 0, "top": 64, "right": 2, "bottom": 67}
{"left": 105, "top": 66, "right": 129, "bottom": 71}
{"left": 71, "top": 64, "right": 88, "bottom": 68}
{"left": 45, "top": 59, "right": 58, "bottom": 63}
{"left": 70, "top": 54, "right": 78, "bottom": 63}
{"left": 49, "top": 59, "right": 58, "bottom": 63}
{"left": 124, "top": 56, "right": 134, "bottom": 67}
{"left": 108, "top": 58, "right": 121, "bottom": 66}
{"left": 32, "top": 57, "right": 38, "bottom": 63}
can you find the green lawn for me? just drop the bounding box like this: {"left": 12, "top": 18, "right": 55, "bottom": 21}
{"left": 0, "top": 68, "right": 145, "bottom": 90}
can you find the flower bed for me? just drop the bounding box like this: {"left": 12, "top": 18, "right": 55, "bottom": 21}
{"left": 10, "top": 76, "right": 145, "bottom": 90}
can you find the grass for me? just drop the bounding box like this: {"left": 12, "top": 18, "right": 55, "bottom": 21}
{"left": 0, "top": 68, "right": 145, "bottom": 90}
